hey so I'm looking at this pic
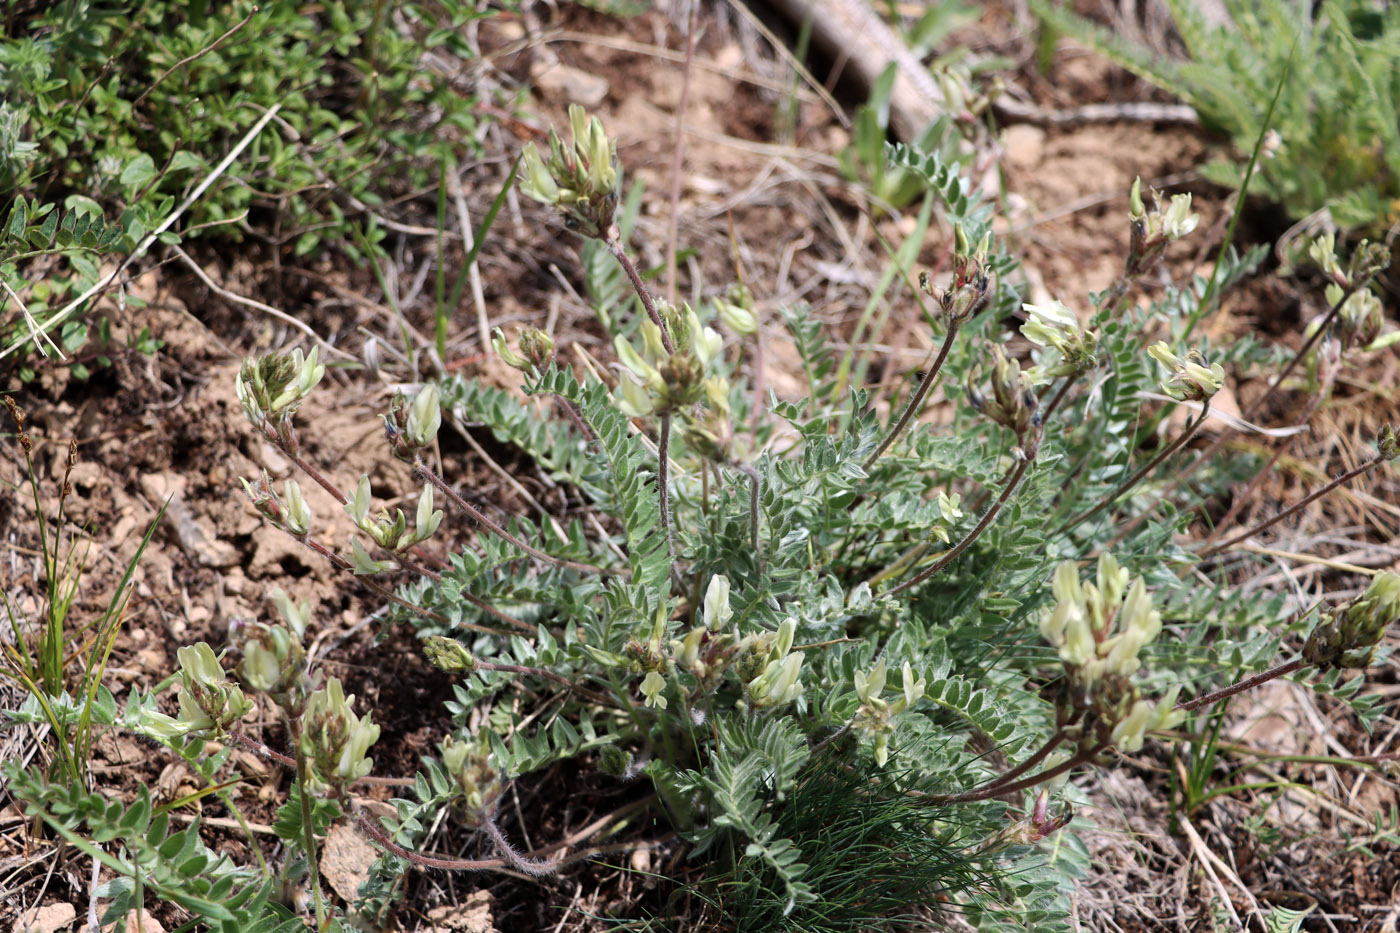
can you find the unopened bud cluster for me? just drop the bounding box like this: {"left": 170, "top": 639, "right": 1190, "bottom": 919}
{"left": 300, "top": 677, "right": 380, "bottom": 795}
{"left": 921, "top": 224, "right": 991, "bottom": 324}
{"left": 1039, "top": 553, "right": 1184, "bottom": 753}
{"left": 493, "top": 327, "right": 556, "bottom": 372}
{"left": 608, "top": 577, "right": 805, "bottom": 713}
{"left": 1303, "top": 571, "right": 1400, "bottom": 670}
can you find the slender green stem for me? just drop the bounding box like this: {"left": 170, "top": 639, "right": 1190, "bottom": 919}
{"left": 1198, "top": 455, "right": 1383, "bottom": 559}
{"left": 1175, "top": 657, "right": 1307, "bottom": 713}
{"left": 605, "top": 236, "right": 674, "bottom": 354}
{"left": 886, "top": 443, "right": 1037, "bottom": 596}
{"left": 1059, "top": 400, "right": 1211, "bottom": 536}
{"left": 415, "top": 460, "right": 620, "bottom": 576}
{"left": 295, "top": 748, "right": 327, "bottom": 929}
{"left": 863, "top": 318, "right": 962, "bottom": 469}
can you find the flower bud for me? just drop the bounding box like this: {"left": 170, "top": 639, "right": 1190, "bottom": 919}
{"left": 703, "top": 575, "right": 733, "bottom": 631}
{"left": 492, "top": 327, "right": 530, "bottom": 369}
{"left": 715, "top": 294, "right": 757, "bottom": 335}
{"left": 282, "top": 479, "right": 312, "bottom": 537}
{"left": 423, "top": 635, "right": 476, "bottom": 673}
{"left": 407, "top": 384, "right": 442, "bottom": 449}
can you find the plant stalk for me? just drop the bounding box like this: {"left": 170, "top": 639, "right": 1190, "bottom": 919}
{"left": 1198, "top": 454, "right": 1384, "bottom": 559}
{"left": 1059, "top": 400, "right": 1210, "bottom": 536}
{"left": 605, "top": 236, "right": 674, "bottom": 354}
{"left": 886, "top": 442, "right": 1038, "bottom": 596}
{"left": 863, "top": 318, "right": 962, "bottom": 469}
{"left": 1175, "top": 657, "right": 1307, "bottom": 713}
{"left": 415, "top": 460, "right": 619, "bottom": 576}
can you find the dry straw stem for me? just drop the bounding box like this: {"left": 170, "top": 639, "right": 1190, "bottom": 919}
{"left": 0, "top": 102, "right": 286, "bottom": 365}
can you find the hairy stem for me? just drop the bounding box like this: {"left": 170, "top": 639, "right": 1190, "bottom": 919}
{"left": 1198, "top": 455, "right": 1384, "bottom": 559}
{"left": 925, "top": 743, "right": 1107, "bottom": 805}
{"left": 1175, "top": 657, "right": 1307, "bottom": 713}
{"left": 1059, "top": 400, "right": 1210, "bottom": 536}
{"left": 863, "top": 318, "right": 962, "bottom": 469}
{"left": 416, "top": 460, "right": 620, "bottom": 576}
{"left": 605, "top": 236, "right": 674, "bottom": 354}
{"left": 886, "top": 443, "right": 1037, "bottom": 596}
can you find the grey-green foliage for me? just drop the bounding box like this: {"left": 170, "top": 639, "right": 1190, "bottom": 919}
{"left": 376, "top": 162, "right": 1315, "bottom": 930}
{"left": 1032, "top": 0, "right": 1400, "bottom": 234}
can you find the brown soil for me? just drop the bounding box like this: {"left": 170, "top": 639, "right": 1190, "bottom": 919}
{"left": 3, "top": 2, "right": 1397, "bottom": 932}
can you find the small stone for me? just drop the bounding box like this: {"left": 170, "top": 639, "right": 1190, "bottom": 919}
{"left": 529, "top": 62, "right": 608, "bottom": 108}
{"left": 1002, "top": 124, "right": 1046, "bottom": 169}
{"left": 15, "top": 901, "right": 76, "bottom": 933}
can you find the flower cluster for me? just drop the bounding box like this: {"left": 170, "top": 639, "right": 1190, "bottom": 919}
{"left": 967, "top": 344, "right": 1041, "bottom": 456}
{"left": 1021, "top": 299, "right": 1098, "bottom": 383}
{"left": 440, "top": 732, "right": 503, "bottom": 824}
{"left": 852, "top": 659, "right": 927, "bottom": 766}
{"left": 383, "top": 384, "right": 442, "bottom": 461}
{"left": 299, "top": 677, "right": 380, "bottom": 795}
{"left": 493, "top": 327, "right": 556, "bottom": 372}
{"left": 344, "top": 474, "right": 442, "bottom": 562}
{"left": 625, "top": 576, "right": 806, "bottom": 713}
{"left": 241, "top": 473, "right": 313, "bottom": 537}
{"left": 920, "top": 225, "right": 991, "bottom": 323}
{"left": 1146, "top": 342, "right": 1225, "bottom": 402}
{"left": 170, "top": 643, "right": 253, "bottom": 737}
{"left": 519, "top": 104, "right": 620, "bottom": 239}
{"left": 1125, "top": 177, "right": 1199, "bottom": 278}
{"left": 231, "top": 590, "right": 311, "bottom": 711}
{"left": 235, "top": 348, "right": 324, "bottom": 429}
{"left": 1039, "top": 554, "right": 1184, "bottom": 752}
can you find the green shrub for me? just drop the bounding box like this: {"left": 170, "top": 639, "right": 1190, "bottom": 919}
{"left": 0, "top": 0, "right": 496, "bottom": 377}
